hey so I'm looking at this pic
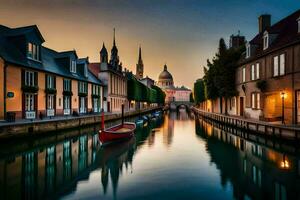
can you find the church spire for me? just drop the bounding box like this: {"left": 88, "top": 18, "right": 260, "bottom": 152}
{"left": 100, "top": 42, "right": 108, "bottom": 63}
{"left": 136, "top": 45, "right": 144, "bottom": 79}
{"left": 110, "top": 28, "right": 119, "bottom": 67}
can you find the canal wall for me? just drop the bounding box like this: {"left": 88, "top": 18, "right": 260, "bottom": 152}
{"left": 0, "top": 107, "right": 162, "bottom": 139}
{"left": 192, "top": 107, "right": 300, "bottom": 141}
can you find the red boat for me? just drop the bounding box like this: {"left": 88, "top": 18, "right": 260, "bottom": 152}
{"left": 99, "top": 122, "right": 136, "bottom": 145}
{"left": 99, "top": 105, "right": 136, "bottom": 145}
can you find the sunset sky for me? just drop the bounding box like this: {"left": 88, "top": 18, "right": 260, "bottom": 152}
{"left": 0, "top": 0, "right": 299, "bottom": 88}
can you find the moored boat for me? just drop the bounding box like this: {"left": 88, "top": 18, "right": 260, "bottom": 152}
{"left": 99, "top": 105, "right": 136, "bottom": 145}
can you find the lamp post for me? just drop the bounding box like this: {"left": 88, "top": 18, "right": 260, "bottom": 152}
{"left": 280, "top": 92, "right": 285, "bottom": 124}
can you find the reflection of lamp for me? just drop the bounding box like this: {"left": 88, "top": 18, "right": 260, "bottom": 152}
{"left": 280, "top": 92, "right": 286, "bottom": 124}
{"left": 280, "top": 155, "right": 290, "bottom": 169}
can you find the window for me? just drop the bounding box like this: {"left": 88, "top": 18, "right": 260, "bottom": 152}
{"left": 273, "top": 54, "right": 285, "bottom": 76}
{"left": 79, "top": 97, "right": 86, "bottom": 113}
{"left": 27, "top": 43, "right": 41, "bottom": 61}
{"left": 246, "top": 43, "right": 250, "bottom": 58}
{"left": 25, "top": 94, "right": 35, "bottom": 111}
{"left": 280, "top": 54, "right": 285, "bottom": 75}
{"left": 263, "top": 33, "right": 269, "bottom": 50}
{"left": 251, "top": 64, "right": 255, "bottom": 80}
{"left": 251, "top": 93, "right": 260, "bottom": 109}
{"left": 63, "top": 79, "right": 71, "bottom": 91}
{"left": 256, "top": 63, "right": 260, "bottom": 79}
{"left": 64, "top": 96, "right": 70, "bottom": 109}
{"left": 47, "top": 75, "right": 54, "bottom": 89}
{"left": 79, "top": 82, "right": 87, "bottom": 93}
{"left": 274, "top": 182, "right": 287, "bottom": 200}
{"left": 70, "top": 60, "right": 77, "bottom": 73}
{"left": 25, "top": 71, "right": 35, "bottom": 86}
{"left": 242, "top": 67, "right": 246, "bottom": 82}
{"left": 47, "top": 95, "right": 54, "bottom": 109}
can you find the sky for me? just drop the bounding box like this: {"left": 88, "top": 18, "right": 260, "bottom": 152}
{"left": 0, "top": 0, "right": 299, "bottom": 88}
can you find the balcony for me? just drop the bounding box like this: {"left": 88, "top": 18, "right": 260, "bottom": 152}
{"left": 47, "top": 109, "right": 55, "bottom": 117}
{"left": 25, "top": 111, "right": 36, "bottom": 119}
{"left": 64, "top": 109, "right": 71, "bottom": 115}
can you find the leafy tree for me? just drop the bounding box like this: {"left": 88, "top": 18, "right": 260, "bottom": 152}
{"left": 194, "top": 79, "right": 206, "bottom": 104}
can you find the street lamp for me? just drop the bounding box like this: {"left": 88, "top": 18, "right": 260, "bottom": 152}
{"left": 280, "top": 91, "right": 286, "bottom": 124}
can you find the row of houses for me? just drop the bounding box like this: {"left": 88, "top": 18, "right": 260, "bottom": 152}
{"left": 201, "top": 9, "right": 300, "bottom": 125}
{"left": 0, "top": 25, "right": 160, "bottom": 121}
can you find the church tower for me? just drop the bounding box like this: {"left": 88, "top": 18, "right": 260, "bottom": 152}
{"left": 100, "top": 42, "right": 108, "bottom": 63}
{"left": 136, "top": 46, "right": 144, "bottom": 79}
{"left": 109, "top": 28, "right": 119, "bottom": 68}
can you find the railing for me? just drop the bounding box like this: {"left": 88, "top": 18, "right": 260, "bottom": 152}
{"left": 192, "top": 107, "right": 300, "bottom": 140}
{"left": 25, "top": 111, "right": 36, "bottom": 119}
{"left": 47, "top": 109, "right": 55, "bottom": 117}
{"left": 64, "top": 109, "right": 71, "bottom": 115}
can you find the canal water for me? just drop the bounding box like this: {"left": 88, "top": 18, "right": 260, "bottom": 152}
{"left": 0, "top": 110, "right": 299, "bottom": 200}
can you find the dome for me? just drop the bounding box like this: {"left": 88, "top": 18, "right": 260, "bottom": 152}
{"left": 158, "top": 64, "right": 173, "bottom": 80}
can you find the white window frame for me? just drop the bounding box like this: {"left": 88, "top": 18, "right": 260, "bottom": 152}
{"left": 93, "top": 98, "right": 99, "bottom": 112}
{"left": 47, "top": 94, "right": 54, "bottom": 110}
{"left": 263, "top": 33, "right": 269, "bottom": 50}
{"left": 256, "top": 63, "right": 260, "bottom": 79}
{"left": 27, "top": 42, "right": 40, "bottom": 61}
{"left": 273, "top": 56, "right": 279, "bottom": 77}
{"left": 63, "top": 79, "right": 71, "bottom": 91}
{"left": 79, "top": 97, "right": 86, "bottom": 113}
{"left": 47, "top": 75, "right": 54, "bottom": 89}
{"left": 63, "top": 96, "right": 71, "bottom": 115}
{"left": 242, "top": 67, "right": 246, "bottom": 83}
{"left": 279, "top": 53, "right": 285, "bottom": 76}
{"left": 251, "top": 64, "right": 255, "bottom": 81}
{"left": 246, "top": 43, "right": 251, "bottom": 58}
{"left": 70, "top": 60, "right": 77, "bottom": 73}
{"left": 25, "top": 71, "right": 35, "bottom": 86}
{"left": 25, "top": 93, "right": 35, "bottom": 111}
{"left": 251, "top": 93, "right": 260, "bottom": 109}
{"left": 273, "top": 54, "right": 285, "bottom": 77}
{"left": 79, "top": 82, "right": 87, "bottom": 93}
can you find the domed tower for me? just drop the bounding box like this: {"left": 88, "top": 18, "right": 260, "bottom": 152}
{"left": 157, "top": 64, "right": 174, "bottom": 89}
{"left": 109, "top": 28, "right": 119, "bottom": 68}
{"left": 100, "top": 42, "right": 108, "bottom": 63}
{"left": 135, "top": 46, "right": 144, "bottom": 79}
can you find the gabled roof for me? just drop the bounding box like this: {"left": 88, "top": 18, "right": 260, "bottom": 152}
{"left": 0, "top": 24, "right": 102, "bottom": 85}
{"left": 243, "top": 9, "right": 300, "bottom": 63}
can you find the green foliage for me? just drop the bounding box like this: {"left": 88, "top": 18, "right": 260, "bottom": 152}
{"left": 21, "top": 85, "right": 39, "bottom": 93}
{"left": 45, "top": 88, "right": 57, "bottom": 94}
{"left": 194, "top": 79, "right": 206, "bottom": 104}
{"left": 189, "top": 93, "right": 194, "bottom": 103}
{"left": 126, "top": 73, "right": 165, "bottom": 104}
{"left": 63, "top": 91, "right": 73, "bottom": 96}
{"left": 203, "top": 38, "right": 244, "bottom": 101}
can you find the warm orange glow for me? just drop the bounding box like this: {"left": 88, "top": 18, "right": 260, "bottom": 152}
{"left": 280, "top": 91, "right": 287, "bottom": 99}
{"left": 279, "top": 155, "right": 290, "bottom": 169}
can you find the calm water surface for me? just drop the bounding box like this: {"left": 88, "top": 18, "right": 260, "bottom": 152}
{"left": 0, "top": 110, "right": 299, "bottom": 200}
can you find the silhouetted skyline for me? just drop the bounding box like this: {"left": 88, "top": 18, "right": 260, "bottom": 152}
{"left": 1, "top": 0, "right": 299, "bottom": 87}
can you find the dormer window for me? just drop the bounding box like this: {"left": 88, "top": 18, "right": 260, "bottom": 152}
{"left": 246, "top": 43, "right": 251, "bottom": 58}
{"left": 27, "top": 42, "right": 41, "bottom": 61}
{"left": 70, "top": 60, "right": 77, "bottom": 73}
{"left": 263, "top": 32, "right": 269, "bottom": 50}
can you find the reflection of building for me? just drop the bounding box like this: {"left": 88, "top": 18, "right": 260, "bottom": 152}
{"left": 195, "top": 118, "right": 300, "bottom": 200}
{"left": 157, "top": 64, "right": 191, "bottom": 103}
{"left": 162, "top": 112, "right": 175, "bottom": 146}
{"left": 89, "top": 29, "right": 127, "bottom": 113}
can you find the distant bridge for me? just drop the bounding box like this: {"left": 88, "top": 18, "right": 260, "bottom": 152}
{"left": 167, "top": 101, "right": 194, "bottom": 111}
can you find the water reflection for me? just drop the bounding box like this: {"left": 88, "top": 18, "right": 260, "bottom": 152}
{"left": 0, "top": 115, "right": 164, "bottom": 200}
{"left": 195, "top": 117, "right": 300, "bottom": 200}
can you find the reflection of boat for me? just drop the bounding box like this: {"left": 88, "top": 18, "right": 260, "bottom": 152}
{"left": 99, "top": 105, "right": 136, "bottom": 145}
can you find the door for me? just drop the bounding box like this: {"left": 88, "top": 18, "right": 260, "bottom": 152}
{"left": 240, "top": 97, "right": 244, "bottom": 116}
{"left": 107, "top": 102, "right": 110, "bottom": 112}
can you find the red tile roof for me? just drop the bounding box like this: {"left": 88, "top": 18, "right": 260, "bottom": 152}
{"left": 88, "top": 62, "right": 100, "bottom": 77}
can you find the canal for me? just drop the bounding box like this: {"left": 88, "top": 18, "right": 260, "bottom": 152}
{"left": 0, "top": 110, "right": 299, "bottom": 199}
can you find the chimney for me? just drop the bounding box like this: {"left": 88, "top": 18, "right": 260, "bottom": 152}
{"left": 259, "top": 14, "right": 271, "bottom": 33}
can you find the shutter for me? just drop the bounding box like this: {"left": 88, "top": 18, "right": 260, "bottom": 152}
{"left": 54, "top": 76, "right": 56, "bottom": 89}
{"left": 85, "top": 97, "right": 88, "bottom": 112}
{"left": 34, "top": 72, "right": 38, "bottom": 87}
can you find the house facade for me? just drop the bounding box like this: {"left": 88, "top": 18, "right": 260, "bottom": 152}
{"left": 0, "top": 25, "right": 103, "bottom": 121}
{"left": 234, "top": 10, "right": 300, "bottom": 124}
{"left": 89, "top": 30, "right": 127, "bottom": 113}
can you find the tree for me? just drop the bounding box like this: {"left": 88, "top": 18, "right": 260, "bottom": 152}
{"left": 194, "top": 79, "right": 206, "bottom": 105}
